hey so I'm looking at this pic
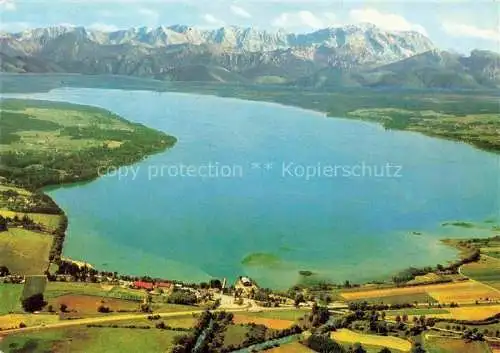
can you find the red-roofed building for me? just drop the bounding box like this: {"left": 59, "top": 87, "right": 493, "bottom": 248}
{"left": 133, "top": 281, "right": 154, "bottom": 290}
{"left": 155, "top": 282, "right": 172, "bottom": 289}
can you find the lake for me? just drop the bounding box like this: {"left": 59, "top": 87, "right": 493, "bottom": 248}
{"left": 16, "top": 88, "right": 500, "bottom": 288}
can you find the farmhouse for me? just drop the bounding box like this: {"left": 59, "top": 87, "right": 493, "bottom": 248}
{"left": 235, "top": 276, "right": 259, "bottom": 297}
{"left": 240, "top": 276, "right": 252, "bottom": 286}
{"left": 155, "top": 282, "right": 172, "bottom": 289}
{"left": 132, "top": 281, "right": 154, "bottom": 290}
{"left": 155, "top": 282, "right": 173, "bottom": 293}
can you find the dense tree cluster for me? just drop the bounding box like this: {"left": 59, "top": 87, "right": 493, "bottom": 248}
{"left": 304, "top": 334, "right": 346, "bottom": 353}
{"left": 97, "top": 305, "right": 111, "bottom": 313}
{"left": 21, "top": 293, "right": 47, "bottom": 312}
{"left": 0, "top": 215, "right": 7, "bottom": 232}
{"left": 3, "top": 214, "right": 43, "bottom": 232}
{"left": 166, "top": 290, "right": 198, "bottom": 305}
{"left": 392, "top": 267, "right": 436, "bottom": 284}
{"left": 0, "top": 265, "right": 10, "bottom": 276}
{"left": 0, "top": 189, "right": 62, "bottom": 214}
{"left": 54, "top": 260, "right": 99, "bottom": 281}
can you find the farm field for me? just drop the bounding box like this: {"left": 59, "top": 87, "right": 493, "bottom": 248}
{"left": 407, "top": 273, "right": 465, "bottom": 286}
{"left": 22, "top": 276, "right": 47, "bottom": 299}
{"left": 0, "top": 99, "right": 176, "bottom": 189}
{"left": 385, "top": 308, "right": 450, "bottom": 318}
{"left": 350, "top": 292, "right": 437, "bottom": 305}
{"left": 113, "top": 316, "right": 197, "bottom": 329}
{"left": 424, "top": 335, "right": 492, "bottom": 353}
{"left": 0, "top": 228, "right": 53, "bottom": 275}
{"left": 432, "top": 304, "right": 500, "bottom": 320}
{"left": 490, "top": 341, "right": 500, "bottom": 353}
{"left": 0, "top": 185, "right": 31, "bottom": 195}
{"left": 244, "top": 309, "right": 309, "bottom": 321}
{"left": 387, "top": 305, "right": 499, "bottom": 321}
{"left": 149, "top": 302, "right": 201, "bottom": 313}
{"left": 340, "top": 343, "right": 406, "bottom": 353}
{"left": 0, "top": 326, "right": 182, "bottom": 353}
{"left": 0, "top": 313, "right": 59, "bottom": 330}
{"left": 462, "top": 256, "right": 500, "bottom": 290}
{"left": 265, "top": 341, "right": 316, "bottom": 352}
{"left": 331, "top": 328, "right": 412, "bottom": 352}
{"left": 341, "top": 281, "right": 500, "bottom": 304}
{"left": 232, "top": 313, "right": 295, "bottom": 329}
{"left": 434, "top": 321, "right": 500, "bottom": 334}
{"left": 47, "top": 294, "right": 140, "bottom": 318}
{"left": 222, "top": 324, "right": 251, "bottom": 349}
{"left": 44, "top": 282, "right": 144, "bottom": 301}
{"left": 426, "top": 281, "right": 500, "bottom": 304}
{"left": 0, "top": 209, "right": 62, "bottom": 232}
{"left": 0, "top": 284, "right": 23, "bottom": 314}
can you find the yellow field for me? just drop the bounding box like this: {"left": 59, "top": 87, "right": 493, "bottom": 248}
{"left": 481, "top": 247, "right": 500, "bottom": 252}
{"left": 0, "top": 185, "right": 32, "bottom": 196}
{"left": 331, "top": 329, "right": 412, "bottom": 352}
{"left": 233, "top": 314, "right": 295, "bottom": 329}
{"left": 0, "top": 228, "right": 53, "bottom": 275}
{"left": 462, "top": 256, "right": 500, "bottom": 290}
{"left": 408, "top": 273, "right": 441, "bottom": 284}
{"left": 425, "top": 336, "right": 492, "bottom": 353}
{"left": 266, "top": 342, "right": 316, "bottom": 353}
{"left": 341, "top": 281, "right": 500, "bottom": 304}
{"left": 388, "top": 305, "right": 500, "bottom": 321}
{"left": 430, "top": 305, "right": 500, "bottom": 320}
{"left": 0, "top": 209, "right": 62, "bottom": 232}
{"left": 105, "top": 140, "right": 124, "bottom": 148}
{"left": 427, "top": 281, "right": 500, "bottom": 303}
{"left": 0, "top": 314, "right": 59, "bottom": 330}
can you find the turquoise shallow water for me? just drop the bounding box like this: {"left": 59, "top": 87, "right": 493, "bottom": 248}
{"left": 15, "top": 88, "right": 499, "bottom": 289}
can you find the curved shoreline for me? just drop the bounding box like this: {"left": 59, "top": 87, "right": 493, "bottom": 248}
{"left": 0, "top": 98, "right": 176, "bottom": 270}
{"left": 39, "top": 144, "right": 175, "bottom": 266}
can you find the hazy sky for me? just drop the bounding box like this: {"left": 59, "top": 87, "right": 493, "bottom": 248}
{"left": 1, "top": 0, "right": 499, "bottom": 53}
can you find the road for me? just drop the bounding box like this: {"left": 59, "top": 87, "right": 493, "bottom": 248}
{"left": 0, "top": 304, "right": 311, "bottom": 336}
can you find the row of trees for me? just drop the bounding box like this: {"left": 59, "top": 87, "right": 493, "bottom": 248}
{"left": 171, "top": 310, "right": 213, "bottom": 353}
{"left": 1, "top": 214, "right": 45, "bottom": 232}
{"left": 0, "top": 189, "right": 62, "bottom": 214}
{"left": 166, "top": 290, "right": 198, "bottom": 305}
{"left": 392, "top": 249, "right": 480, "bottom": 285}
{"left": 348, "top": 301, "right": 414, "bottom": 312}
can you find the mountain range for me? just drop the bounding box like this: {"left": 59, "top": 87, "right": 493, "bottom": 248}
{"left": 1, "top": 24, "right": 499, "bottom": 89}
